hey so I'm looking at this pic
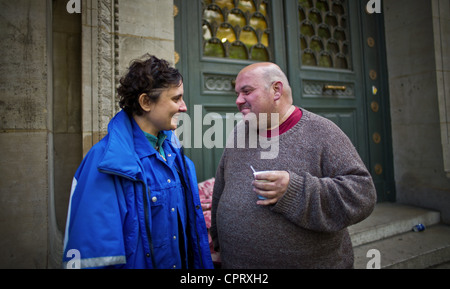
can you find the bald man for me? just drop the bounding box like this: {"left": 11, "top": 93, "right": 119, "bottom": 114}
{"left": 210, "top": 62, "right": 376, "bottom": 269}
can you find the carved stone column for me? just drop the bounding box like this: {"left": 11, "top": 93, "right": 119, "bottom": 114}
{"left": 81, "top": 0, "right": 175, "bottom": 155}
{"left": 81, "top": 0, "right": 119, "bottom": 155}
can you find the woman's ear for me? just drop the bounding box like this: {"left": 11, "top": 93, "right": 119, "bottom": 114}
{"left": 138, "top": 93, "right": 153, "bottom": 112}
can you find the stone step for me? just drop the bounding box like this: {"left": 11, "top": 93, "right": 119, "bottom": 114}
{"left": 349, "top": 202, "right": 441, "bottom": 247}
{"left": 349, "top": 202, "right": 450, "bottom": 269}
{"left": 353, "top": 225, "right": 450, "bottom": 269}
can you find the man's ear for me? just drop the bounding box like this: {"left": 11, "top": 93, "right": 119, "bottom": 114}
{"left": 138, "top": 93, "right": 153, "bottom": 112}
{"left": 272, "top": 81, "right": 283, "bottom": 101}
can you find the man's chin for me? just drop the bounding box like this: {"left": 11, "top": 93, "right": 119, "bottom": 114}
{"left": 240, "top": 108, "right": 251, "bottom": 116}
{"left": 242, "top": 111, "right": 258, "bottom": 121}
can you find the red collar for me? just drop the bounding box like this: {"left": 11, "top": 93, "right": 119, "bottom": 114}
{"left": 261, "top": 107, "right": 302, "bottom": 138}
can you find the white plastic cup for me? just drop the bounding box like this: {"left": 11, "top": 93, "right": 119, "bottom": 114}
{"left": 253, "top": 171, "right": 271, "bottom": 200}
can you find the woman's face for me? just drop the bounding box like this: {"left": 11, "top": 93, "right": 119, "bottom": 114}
{"left": 145, "top": 81, "right": 187, "bottom": 135}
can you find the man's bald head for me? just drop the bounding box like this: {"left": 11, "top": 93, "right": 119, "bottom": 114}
{"left": 237, "top": 62, "right": 293, "bottom": 104}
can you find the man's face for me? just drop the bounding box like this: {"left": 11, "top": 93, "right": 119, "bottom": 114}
{"left": 235, "top": 69, "right": 275, "bottom": 122}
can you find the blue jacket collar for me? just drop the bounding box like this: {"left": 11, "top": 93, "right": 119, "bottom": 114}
{"left": 97, "top": 110, "right": 177, "bottom": 179}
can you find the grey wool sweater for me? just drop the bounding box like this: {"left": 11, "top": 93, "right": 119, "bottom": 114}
{"left": 210, "top": 108, "right": 377, "bottom": 269}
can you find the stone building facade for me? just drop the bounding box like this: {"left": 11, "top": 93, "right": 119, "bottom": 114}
{"left": 0, "top": 0, "right": 448, "bottom": 268}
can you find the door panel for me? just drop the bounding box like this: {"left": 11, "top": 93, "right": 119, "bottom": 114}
{"left": 285, "top": 0, "right": 368, "bottom": 161}
{"left": 312, "top": 108, "right": 358, "bottom": 145}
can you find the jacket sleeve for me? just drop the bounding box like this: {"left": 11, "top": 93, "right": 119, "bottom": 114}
{"left": 183, "top": 155, "right": 214, "bottom": 269}
{"left": 62, "top": 149, "right": 127, "bottom": 269}
{"left": 271, "top": 123, "right": 377, "bottom": 233}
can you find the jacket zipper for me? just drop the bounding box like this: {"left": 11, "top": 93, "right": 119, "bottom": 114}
{"left": 98, "top": 169, "right": 157, "bottom": 268}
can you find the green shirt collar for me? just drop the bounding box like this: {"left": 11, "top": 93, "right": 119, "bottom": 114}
{"left": 142, "top": 131, "right": 167, "bottom": 157}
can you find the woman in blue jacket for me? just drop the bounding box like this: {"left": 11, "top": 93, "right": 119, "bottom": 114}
{"left": 62, "top": 55, "right": 213, "bottom": 269}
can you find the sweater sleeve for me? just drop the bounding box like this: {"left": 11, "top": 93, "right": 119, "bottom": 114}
{"left": 271, "top": 121, "right": 377, "bottom": 233}
{"left": 210, "top": 151, "right": 226, "bottom": 252}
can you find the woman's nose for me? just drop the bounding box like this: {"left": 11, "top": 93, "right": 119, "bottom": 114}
{"left": 179, "top": 99, "right": 187, "bottom": 112}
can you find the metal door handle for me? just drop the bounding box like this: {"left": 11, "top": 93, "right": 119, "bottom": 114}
{"left": 323, "top": 85, "right": 347, "bottom": 91}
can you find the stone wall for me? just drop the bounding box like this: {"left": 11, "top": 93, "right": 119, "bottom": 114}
{"left": 0, "top": 0, "right": 50, "bottom": 268}
{"left": 384, "top": 0, "right": 450, "bottom": 222}
{"left": 53, "top": 0, "right": 82, "bottom": 244}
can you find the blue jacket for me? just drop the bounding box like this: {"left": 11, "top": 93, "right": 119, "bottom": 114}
{"left": 62, "top": 110, "right": 213, "bottom": 269}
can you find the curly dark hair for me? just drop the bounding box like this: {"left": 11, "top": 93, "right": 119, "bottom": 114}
{"left": 118, "top": 54, "right": 183, "bottom": 116}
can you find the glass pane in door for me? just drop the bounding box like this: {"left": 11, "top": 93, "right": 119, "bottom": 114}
{"left": 298, "top": 0, "right": 352, "bottom": 69}
{"left": 202, "top": 0, "right": 272, "bottom": 61}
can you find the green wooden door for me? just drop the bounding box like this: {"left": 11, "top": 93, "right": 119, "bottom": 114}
{"left": 285, "top": 0, "right": 366, "bottom": 152}
{"left": 175, "top": 0, "right": 287, "bottom": 182}
{"left": 175, "top": 0, "right": 394, "bottom": 201}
